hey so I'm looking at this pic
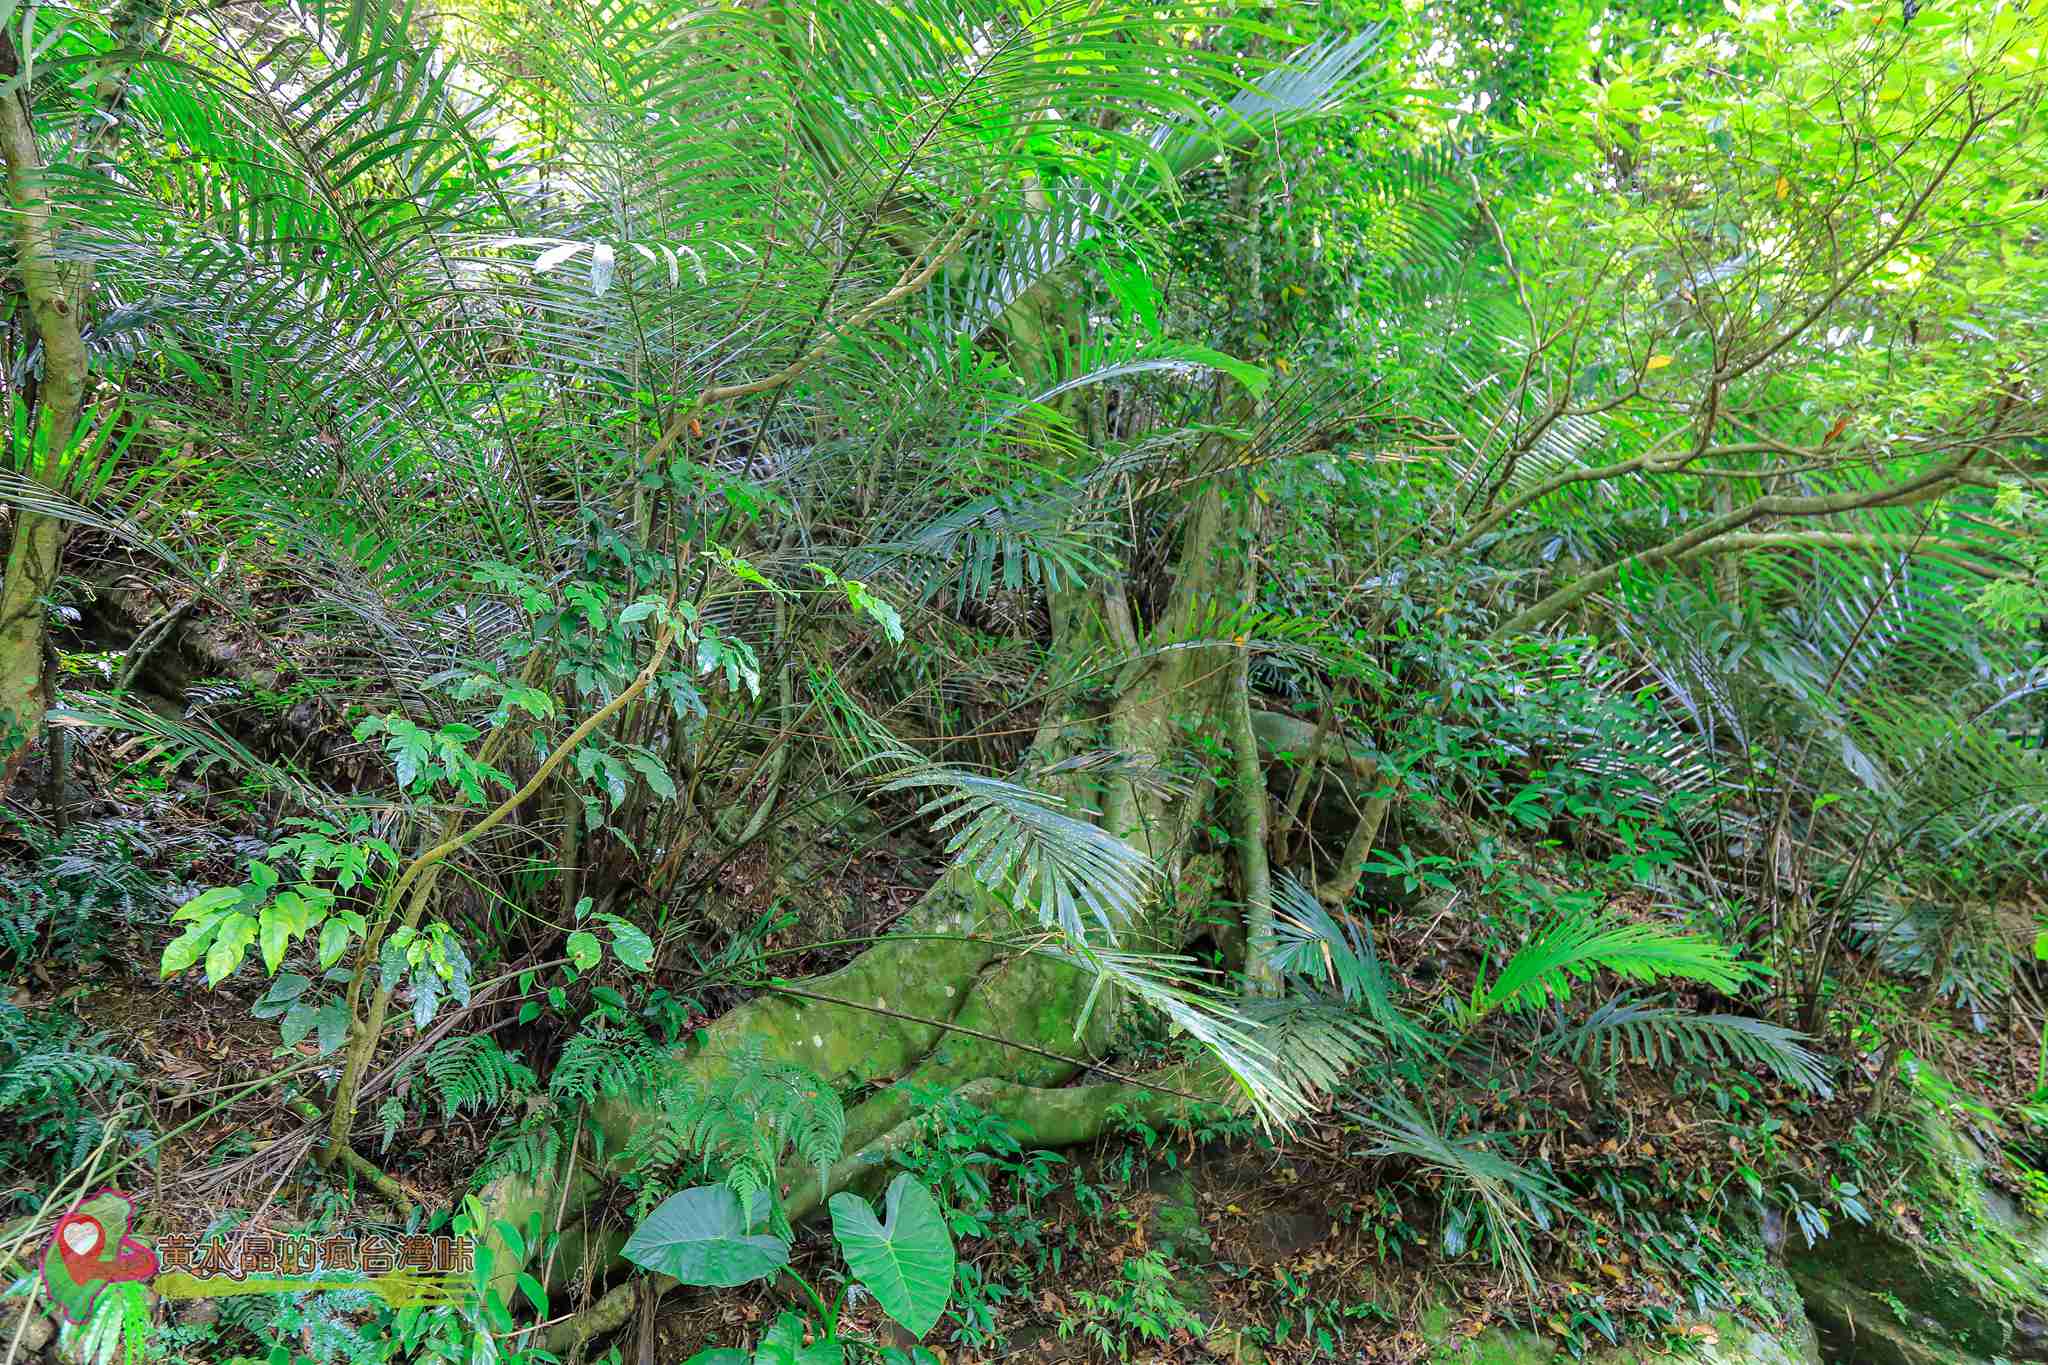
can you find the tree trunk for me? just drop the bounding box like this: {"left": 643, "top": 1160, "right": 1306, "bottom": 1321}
{"left": 0, "top": 508, "right": 62, "bottom": 786}
{"left": 473, "top": 459, "right": 1266, "bottom": 1344}
{"left": 471, "top": 113, "right": 1288, "bottom": 1355}
{"left": 0, "top": 34, "right": 92, "bottom": 792}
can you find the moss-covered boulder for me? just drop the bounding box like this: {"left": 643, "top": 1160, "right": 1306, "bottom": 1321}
{"left": 1784, "top": 1072, "right": 2048, "bottom": 1365}
{"left": 1427, "top": 1314, "right": 1818, "bottom": 1365}
{"left": 1424, "top": 1254, "right": 1820, "bottom": 1365}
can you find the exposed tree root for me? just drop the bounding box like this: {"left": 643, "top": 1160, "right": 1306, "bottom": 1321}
{"left": 479, "top": 846, "right": 1230, "bottom": 1316}
{"left": 541, "top": 1064, "right": 1227, "bottom": 1356}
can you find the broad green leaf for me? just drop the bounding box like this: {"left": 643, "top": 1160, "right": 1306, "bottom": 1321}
{"left": 259, "top": 890, "right": 321, "bottom": 974}
{"left": 314, "top": 1002, "right": 351, "bottom": 1056}
{"left": 828, "top": 1174, "right": 955, "bottom": 1338}
{"left": 755, "top": 1312, "right": 842, "bottom": 1365}
{"left": 281, "top": 1002, "right": 319, "bottom": 1047}
{"left": 413, "top": 968, "right": 441, "bottom": 1028}
{"left": 621, "top": 1185, "right": 790, "bottom": 1288}
{"left": 161, "top": 919, "right": 221, "bottom": 977}
{"left": 259, "top": 903, "right": 292, "bottom": 975}
{"left": 601, "top": 915, "right": 655, "bottom": 972}
{"left": 318, "top": 917, "right": 354, "bottom": 970}
{"left": 205, "top": 912, "right": 260, "bottom": 986}
{"left": 173, "top": 885, "right": 243, "bottom": 923}
{"left": 622, "top": 747, "right": 677, "bottom": 801}
{"left": 566, "top": 930, "right": 602, "bottom": 971}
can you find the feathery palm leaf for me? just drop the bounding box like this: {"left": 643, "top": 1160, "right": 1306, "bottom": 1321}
{"left": 1546, "top": 995, "right": 1833, "bottom": 1096}
{"left": 1477, "top": 898, "right": 1754, "bottom": 1014}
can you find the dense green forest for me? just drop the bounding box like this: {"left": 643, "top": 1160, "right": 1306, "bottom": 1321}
{"left": 0, "top": 0, "right": 2044, "bottom": 1361}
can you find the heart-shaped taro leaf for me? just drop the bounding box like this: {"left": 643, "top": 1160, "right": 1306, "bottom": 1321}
{"left": 622, "top": 1185, "right": 789, "bottom": 1288}
{"left": 828, "top": 1174, "right": 955, "bottom": 1338}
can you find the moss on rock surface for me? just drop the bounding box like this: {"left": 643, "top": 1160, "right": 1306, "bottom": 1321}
{"left": 1786, "top": 1072, "right": 2048, "bottom": 1365}
{"left": 1424, "top": 1314, "right": 1819, "bottom": 1365}
{"left": 1422, "top": 1250, "right": 1820, "bottom": 1365}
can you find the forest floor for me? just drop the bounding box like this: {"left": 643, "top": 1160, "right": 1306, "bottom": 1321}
{"left": 10, "top": 749, "right": 2040, "bottom": 1364}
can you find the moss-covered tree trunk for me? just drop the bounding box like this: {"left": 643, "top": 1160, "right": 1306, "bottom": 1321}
{"left": 0, "top": 0, "right": 163, "bottom": 789}
{"left": 476, "top": 455, "right": 1269, "bottom": 1349}
{"left": 476, "top": 139, "right": 1280, "bottom": 1357}
{"left": 0, "top": 38, "right": 89, "bottom": 792}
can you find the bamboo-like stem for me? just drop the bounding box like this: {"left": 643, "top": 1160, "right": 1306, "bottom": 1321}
{"left": 323, "top": 614, "right": 678, "bottom": 1161}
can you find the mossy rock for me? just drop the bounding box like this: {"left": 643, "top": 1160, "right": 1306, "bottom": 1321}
{"left": 1785, "top": 1073, "right": 2048, "bottom": 1365}
{"left": 1416, "top": 1246, "right": 1820, "bottom": 1365}
{"left": 1425, "top": 1312, "right": 1818, "bottom": 1365}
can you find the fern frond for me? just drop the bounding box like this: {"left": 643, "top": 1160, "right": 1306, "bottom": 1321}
{"left": 423, "top": 1034, "right": 538, "bottom": 1120}
{"left": 0, "top": 1015, "right": 134, "bottom": 1108}
{"left": 549, "top": 1023, "right": 664, "bottom": 1106}
{"left": 482, "top": 1115, "right": 565, "bottom": 1185}
{"left": 615, "top": 1039, "right": 845, "bottom": 1220}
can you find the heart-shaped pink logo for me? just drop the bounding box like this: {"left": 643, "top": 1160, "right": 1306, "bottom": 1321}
{"left": 60, "top": 1218, "right": 102, "bottom": 1256}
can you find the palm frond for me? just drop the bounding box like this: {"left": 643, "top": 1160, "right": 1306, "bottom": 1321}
{"left": 50, "top": 695, "right": 333, "bottom": 812}
{"left": 1479, "top": 899, "right": 1754, "bottom": 1013}
{"left": 878, "top": 765, "right": 1158, "bottom": 942}
{"left": 1263, "top": 874, "right": 1435, "bottom": 1056}
{"left": 1346, "top": 1092, "right": 1569, "bottom": 1292}
{"left": 1548, "top": 994, "right": 1834, "bottom": 1096}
